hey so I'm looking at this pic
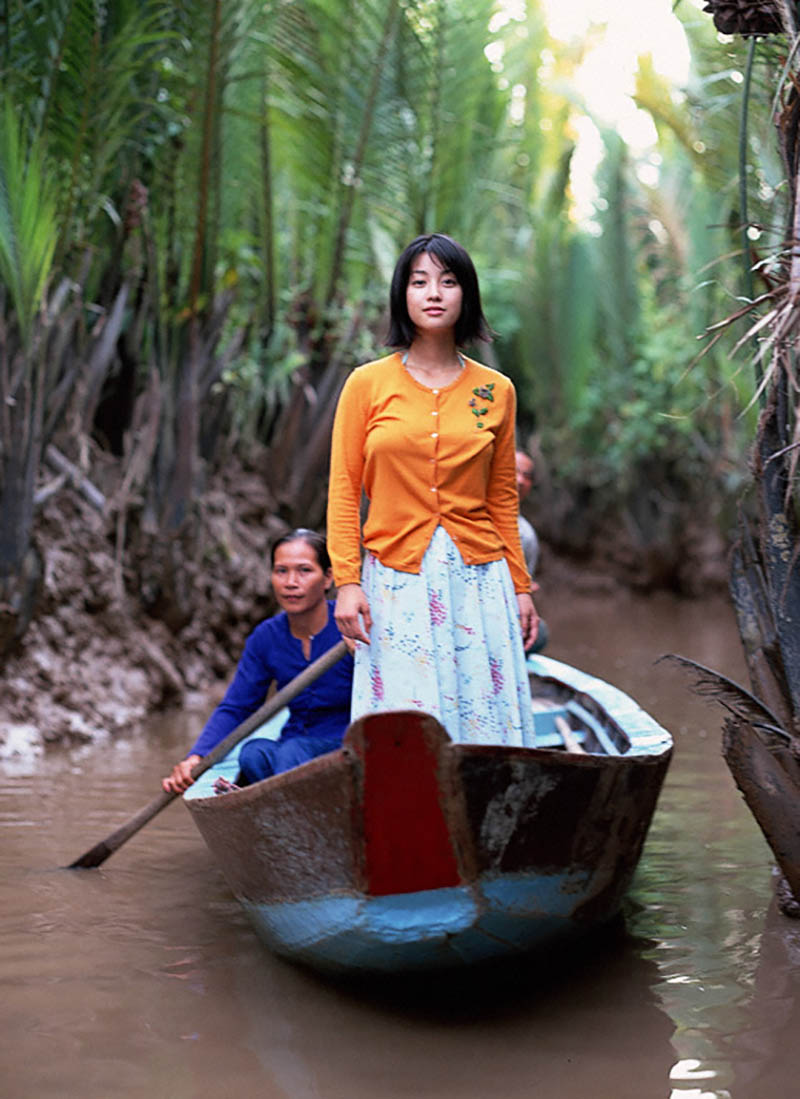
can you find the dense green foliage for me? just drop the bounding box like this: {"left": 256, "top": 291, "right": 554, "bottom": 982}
{"left": 0, "top": 0, "right": 788, "bottom": 644}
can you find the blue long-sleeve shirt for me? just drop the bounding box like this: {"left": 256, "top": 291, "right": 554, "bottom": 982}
{"left": 189, "top": 602, "right": 354, "bottom": 757}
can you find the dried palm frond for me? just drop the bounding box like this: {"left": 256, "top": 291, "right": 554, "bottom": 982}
{"left": 702, "top": 0, "right": 784, "bottom": 37}
{"left": 658, "top": 653, "right": 790, "bottom": 740}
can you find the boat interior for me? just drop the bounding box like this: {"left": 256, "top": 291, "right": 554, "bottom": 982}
{"left": 528, "top": 693, "right": 625, "bottom": 754}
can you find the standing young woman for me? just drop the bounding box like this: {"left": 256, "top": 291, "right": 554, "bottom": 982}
{"left": 162, "top": 529, "right": 354, "bottom": 793}
{"left": 328, "top": 233, "right": 538, "bottom": 746}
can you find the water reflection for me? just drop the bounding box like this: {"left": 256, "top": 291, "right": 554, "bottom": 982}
{"left": 2, "top": 590, "right": 800, "bottom": 1097}
{"left": 536, "top": 588, "right": 798, "bottom": 1098}
{"left": 229, "top": 929, "right": 674, "bottom": 1099}
{"left": 725, "top": 899, "right": 800, "bottom": 1097}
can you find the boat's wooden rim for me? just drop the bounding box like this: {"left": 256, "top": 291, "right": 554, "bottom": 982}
{"left": 526, "top": 653, "right": 672, "bottom": 757}
{"left": 184, "top": 654, "right": 671, "bottom": 810}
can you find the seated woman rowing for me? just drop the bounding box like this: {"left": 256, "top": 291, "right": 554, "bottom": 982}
{"left": 161, "top": 529, "right": 354, "bottom": 794}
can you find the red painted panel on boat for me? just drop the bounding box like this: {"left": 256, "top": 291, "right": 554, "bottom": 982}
{"left": 356, "top": 711, "right": 460, "bottom": 895}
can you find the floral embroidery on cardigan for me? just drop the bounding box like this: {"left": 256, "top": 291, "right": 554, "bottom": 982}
{"left": 469, "top": 382, "right": 494, "bottom": 428}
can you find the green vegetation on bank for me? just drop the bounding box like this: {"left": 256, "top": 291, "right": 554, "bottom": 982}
{"left": 0, "top": 0, "right": 788, "bottom": 657}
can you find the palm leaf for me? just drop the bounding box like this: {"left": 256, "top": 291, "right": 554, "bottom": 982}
{"left": 3, "top": 0, "right": 177, "bottom": 260}
{"left": 658, "top": 652, "right": 789, "bottom": 741}
{"left": 0, "top": 102, "right": 57, "bottom": 347}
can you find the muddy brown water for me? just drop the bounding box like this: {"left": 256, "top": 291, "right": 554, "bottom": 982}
{"left": 3, "top": 590, "right": 800, "bottom": 1099}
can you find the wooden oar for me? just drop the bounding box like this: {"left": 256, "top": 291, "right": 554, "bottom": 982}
{"left": 67, "top": 639, "right": 349, "bottom": 869}
{"left": 554, "top": 715, "right": 585, "bottom": 754}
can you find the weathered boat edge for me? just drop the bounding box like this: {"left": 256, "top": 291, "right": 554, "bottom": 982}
{"left": 183, "top": 656, "right": 672, "bottom": 974}
{"left": 525, "top": 653, "right": 673, "bottom": 758}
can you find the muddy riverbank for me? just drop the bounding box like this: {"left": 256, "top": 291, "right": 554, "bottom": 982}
{"left": 0, "top": 466, "right": 731, "bottom": 759}
{"left": 0, "top": 464, "right": 285, "bottom": 756}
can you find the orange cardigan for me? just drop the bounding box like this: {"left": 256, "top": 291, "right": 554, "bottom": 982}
{"left": 327, "top": 353, "right": 530, "bottom": 593}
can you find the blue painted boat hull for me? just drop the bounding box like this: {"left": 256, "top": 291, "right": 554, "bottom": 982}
{"left": 242, "top": 871, "right": 609, "bottom": 974}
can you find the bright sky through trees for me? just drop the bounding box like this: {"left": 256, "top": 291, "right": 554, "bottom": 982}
{"left": 536, "top": 0, "right": 697, "bottom": 221}
{"left": 541, "top": 0, "right": 693, "bottom": 129}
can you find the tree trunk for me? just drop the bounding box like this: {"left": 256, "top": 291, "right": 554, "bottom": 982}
{"left": 0, "top": 335, "right": 44, "bottom": 660}
{"left": 723, "top": 717, "right": 800, "bottom": 904}
{"left": 324, "top": 0, "right": 400, "bottom": 307}
{"left": 723, "top": 68, "right": 800, "bottom": 911}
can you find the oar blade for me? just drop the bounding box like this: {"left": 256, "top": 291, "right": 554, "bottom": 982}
{"left": 65, "top": 789, "right": 176, "bottom": 870}
{"left": 68, "top": 842, "right": 113, "bottom": 870}
{"left": 64, "top": 640, "right": 349, "bottom": 869}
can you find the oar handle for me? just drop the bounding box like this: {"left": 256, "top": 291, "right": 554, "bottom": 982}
{"left": 68, "top": 640, "right": 349, "bottom": 869}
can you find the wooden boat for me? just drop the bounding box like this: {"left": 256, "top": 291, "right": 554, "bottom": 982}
{"left": 183, "top": 654, "right": 672, "bottom": 974}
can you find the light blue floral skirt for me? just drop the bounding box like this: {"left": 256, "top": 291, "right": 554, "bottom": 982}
{"left": 352, "top": 526, "right": 534, "bottom": 746}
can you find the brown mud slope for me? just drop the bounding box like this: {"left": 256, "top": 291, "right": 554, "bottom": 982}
{"left": 0, "top": 461, "right": 285, "bottom": 758}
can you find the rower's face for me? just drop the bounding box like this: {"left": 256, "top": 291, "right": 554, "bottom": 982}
{"left": 271, "top": 541, "right": 332, "bottom": 614}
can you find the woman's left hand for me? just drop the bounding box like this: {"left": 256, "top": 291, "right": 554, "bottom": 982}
{"left": 162, "top": 754, "right": 202, "bottom": 794}
{"left": 516, "top": 592, "right": 539, "bottom": 650}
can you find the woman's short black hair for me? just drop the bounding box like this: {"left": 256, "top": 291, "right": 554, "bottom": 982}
{"left": 270, "top": 528, "right": 331, "bottom": 571}
{"left": 386, "top": 233, "right": 493, "bottom": 348}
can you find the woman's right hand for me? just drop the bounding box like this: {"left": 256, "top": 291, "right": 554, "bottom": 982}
{"left": 162, "top": 754, "right": 202, "bottom": 794}
{"left": 335, "top": 583, "right": 372, "bottom": 645}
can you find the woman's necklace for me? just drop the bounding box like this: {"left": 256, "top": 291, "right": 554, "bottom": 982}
{"left": 289, "top": 624, "right": 316, "bottom": 661}
{"left": 288, "top": 602, "right": 328, "bottom": 656}
{"left": 402, "top": 350, "right": 465, "bottom": 387}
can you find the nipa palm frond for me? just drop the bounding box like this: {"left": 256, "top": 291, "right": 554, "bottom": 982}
{"left": 0, "top": 102, "right": 57, "bottom": 347}
{"left": 659, "top": 652, "right": 790, "bottom": 742}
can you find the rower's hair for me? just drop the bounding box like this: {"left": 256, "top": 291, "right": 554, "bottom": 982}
{"left": 270, "top": 528, "right": 331, "bottom": 571}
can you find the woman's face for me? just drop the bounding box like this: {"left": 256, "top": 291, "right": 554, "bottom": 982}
{"left": 271, "top": 540, "right": 332, "bottom": 615}
{"left": 405, "top": 251, "right": 463, "bottom": 336}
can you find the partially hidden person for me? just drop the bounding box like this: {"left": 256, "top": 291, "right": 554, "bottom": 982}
{"left": 515, "top": 447, "right": 549, "bottom": 654}
{"left": 162, "top": 529, "right": 354, "bottom": 795}
{"left": 328, "top": 232, "right": 539, "bottom": 747}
